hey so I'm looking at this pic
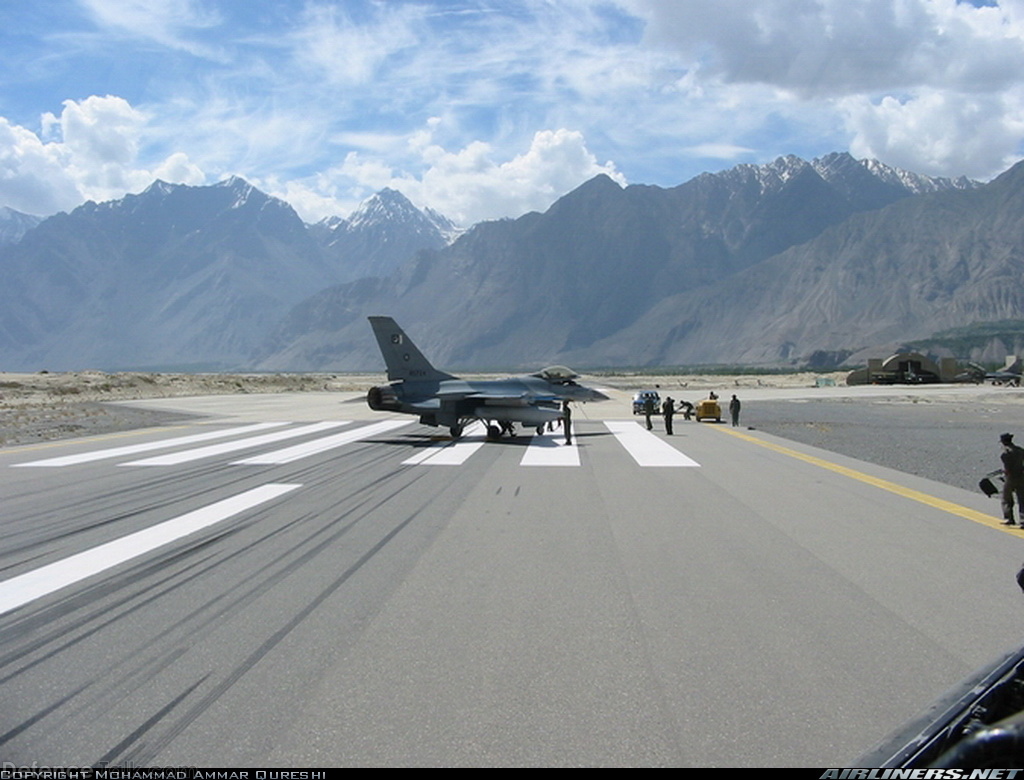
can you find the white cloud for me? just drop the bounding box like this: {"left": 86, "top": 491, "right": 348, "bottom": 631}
{"left": 76, "top": 0, "right": 222, "bottom": 56}
{"left": 0, "top": 118, "right": 79, "bottom": 216}
{"left": 336, "top": 128, "right": 626, "bottom": 226}
{"left": 8, "top": 1, "right": 1024, "bottom": 221}
{"left": 152, "top": 151, "right": 206, "bottom": 186}
{"left": 684, "top": 143, "right": 757, "bottom": 160}
{"left": 0, "top": 96, "right": 208, "bottom": 216}
{"left": 612, "top": 0, "right": 1024, "bottom": 178}
{"left": 44, "top": 95, "right": 144, "bottom": 167}
{"left": 841, "top": 88, "right": 1024, "bottom": 179}
{"left": 272, "top": 126, "right": 626, "bottom": 225}
{"left": 622, "top": 0, "right": 1024, "bottom": 97}
{"left": 289, "top": 3, "right": 424, "bottom": 86}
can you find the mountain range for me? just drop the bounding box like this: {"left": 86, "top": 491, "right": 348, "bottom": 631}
{"left": 2, "top": 151, "right": 1018, "bottom": 372}
{"left": 253, "top": 152, "right": 989, "bottom": 371}
{"left": 0, "top": 179, "right": 455, "bottom": 370}
{"left": 0, "top": 207, "right": 42, "bottom": 246}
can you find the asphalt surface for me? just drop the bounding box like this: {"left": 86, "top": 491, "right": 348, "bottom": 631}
{"left": 2, "top": 387, "right": 1024, "bottom": 767}
{"left": 747, "top": 394, "right": 1024, "bottom": 493}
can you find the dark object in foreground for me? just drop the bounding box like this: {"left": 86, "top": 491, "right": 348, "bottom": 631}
{"left": 980, "top": 469, "right": 1004, "bottom": 498}
{"left": 857, "top": 645, "right": 1024, "bottom": 767}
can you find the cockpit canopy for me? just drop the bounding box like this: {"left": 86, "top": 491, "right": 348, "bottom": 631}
{"left": 532, "top": 365, "right": 579, "bottom": 384}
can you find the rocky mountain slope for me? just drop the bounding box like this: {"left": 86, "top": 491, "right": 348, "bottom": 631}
{"left": 256, "top": 153, "right": 985, "bottom": 371}
{"left": 0, "top": 152, "right": 996, "bottom": 372}
{"left": 0, "top": 207, "right": 42, "bottom": 246}
{"left": 0, "top": 180, "right": 456, "bottom": 370}
{"left": 309, "top": 188, "right": 459, "bottom": 282}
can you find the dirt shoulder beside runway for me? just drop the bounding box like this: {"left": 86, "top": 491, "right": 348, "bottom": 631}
{"left": 0, "top": 371, "right": 376, "bottom": 447}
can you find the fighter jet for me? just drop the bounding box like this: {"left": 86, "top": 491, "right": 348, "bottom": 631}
{"left": 365, "top": 316, "right": 608, "bottom": 439}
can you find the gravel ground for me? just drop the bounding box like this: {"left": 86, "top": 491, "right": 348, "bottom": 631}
{"left": 0, "top": 371, "right": 365, "bottom": 448}
{"left": 0, "top": 402, "right": 198, "bottom": 447}
{"left": 746, "top": 395, "right": 1024, "bottom": 493}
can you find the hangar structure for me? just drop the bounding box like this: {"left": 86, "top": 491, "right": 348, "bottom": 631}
{"left": 846, "top": 352, "right": 956, "bottom": 385}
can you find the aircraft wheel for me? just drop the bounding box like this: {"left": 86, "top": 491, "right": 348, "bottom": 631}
{"left": 486, "top": 424, "right": 502, "bottom": 440}
{"left": 536, "top": 425, "right": 545, "bottom": 436}
{"left": 449, "top": 424, "right": 463, "bottom": 439}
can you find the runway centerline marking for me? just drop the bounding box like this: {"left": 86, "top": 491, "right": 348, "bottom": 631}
{"left": 12, "top": 422, "right": 290, "bottom": 467}
{"left": 122, "top": 421, "right": 350, "bottom": 466}
{"left": 604, "top": 421, "right": 701, "bottom": 467}
{"left": 0, "top": 483, "right": 302, "bottom": 615}
{"left": 716, "top": 426, "right": 1006, "bottom": 530}
{"left": 235, "top": 419, "right": 412, "bottom": 465}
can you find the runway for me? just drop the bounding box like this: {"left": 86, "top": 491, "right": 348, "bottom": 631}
{"left": 1, "top": 391, "right": 1023, "bottom": 766}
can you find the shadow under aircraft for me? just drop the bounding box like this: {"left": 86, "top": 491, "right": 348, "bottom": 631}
{"left": 366, "top": 316, "right": 608, "bottom": 440}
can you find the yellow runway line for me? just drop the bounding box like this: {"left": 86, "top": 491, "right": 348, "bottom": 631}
{"left": 715, "top": 425, "right": 1011, "bottom": 533}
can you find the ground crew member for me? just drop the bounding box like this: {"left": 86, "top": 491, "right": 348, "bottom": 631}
{"left": 662, "top": 397, "right": 675, "bottom": 435}
{"left": 1001, "top": 432, "right": 1024, "bottom": 526}
{"left": 729, "top": 394, "right": 741, "bottom": 427}
{"left": 642, "top": 395, "right": 655, "bottom": 430}
{"left": 562, "top": 400, "right": 572, "bottom": 445}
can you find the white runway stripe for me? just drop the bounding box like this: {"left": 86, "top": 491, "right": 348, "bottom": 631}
{"left": 234, "top": 419, "right": 412, "bottom": 465}
{"left": 11, "top": 422, "right": 290, "bottom": 468}
{"left": 604, "top": 421, "right": 701, "bottom": 467}
{"left": 520, "top": 428, "right": 579, "bottom": 466}
{"left": 402, "top": 421, "right": 487, "bottom": 465}
{"left": 0, "top": 483, "right": 301, "bottom": 615}
{"left": 122, "top": 422, "right": 350, "bottom": 466}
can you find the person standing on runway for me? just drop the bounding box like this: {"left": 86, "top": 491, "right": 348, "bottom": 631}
{"left": 1000, "top": 432, "right": 1024, "bottom": 526}
{"left": 729, "top": 394, "right": 741, "bottom": 427}
{"left": 662, "top": 397, "right": 676, "bottom": 435}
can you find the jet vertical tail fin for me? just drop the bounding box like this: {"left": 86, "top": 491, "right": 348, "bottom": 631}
{"left": 368, "top": 316, "right": 455, "bottom": 383}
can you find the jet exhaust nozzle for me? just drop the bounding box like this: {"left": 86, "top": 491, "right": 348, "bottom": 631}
{"left": 367, "top": 385, "right": 401, "bottom": 411}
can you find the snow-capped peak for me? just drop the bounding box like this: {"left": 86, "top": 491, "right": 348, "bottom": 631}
{"left": 0, "top": 206, "right": 43, "bottom": 245}
{"left": 858, "top": 158, "right": 979, "bottom": 193}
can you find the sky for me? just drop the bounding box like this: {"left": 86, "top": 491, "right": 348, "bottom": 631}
{"left": 2, "top": 0, "right": 1024, "bottom": 226}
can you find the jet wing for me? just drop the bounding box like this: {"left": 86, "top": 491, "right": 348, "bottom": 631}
{"left": 433, "top": 389, "right": 556, "bottom": 407}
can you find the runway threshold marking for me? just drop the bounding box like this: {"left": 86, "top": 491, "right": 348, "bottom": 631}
{"left": 604, "top": 421, "right": 701, "bottom": 467}
{"left": 11, "top": 422, "right": 290, "bottom": 467}
{"left": 235, "top": 419, "right": 413, "bottom": 465}
{"left": 402, "top": 421, "right": 487, "bottom": 465}
{"left": 0, "top": 483, "right": 302, "bottom": 615}
{"left": 122, "top": 421, "right": 351, "bottom": 466}
{"left": 521, "top": 427, "right": 580, "bottom": 466}
{"left": 716, "top": 426, "right": 1005, "bottom": 530}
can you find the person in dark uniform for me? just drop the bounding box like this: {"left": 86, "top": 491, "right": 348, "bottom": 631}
{"left": 642, "top": 395, "right": 655, "bottom": 430}
{"left": 662, "top": 397, "right": 675, "bottom": 435}
{"left": 729, "top": 394, "right": 741, "bottom": 427}
{"left": 679, "top": 400, "right": 693, "bottom": 421}
{"left": 562, "top": 400, "right": 572, "bottom": 445}
{"left": 1001, "top": 433, "right": 1024, "bottom": 525}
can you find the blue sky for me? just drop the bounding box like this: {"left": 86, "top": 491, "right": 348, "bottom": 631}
{"left": 2, "top": 0, "right": 1024, "bottom": 224}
